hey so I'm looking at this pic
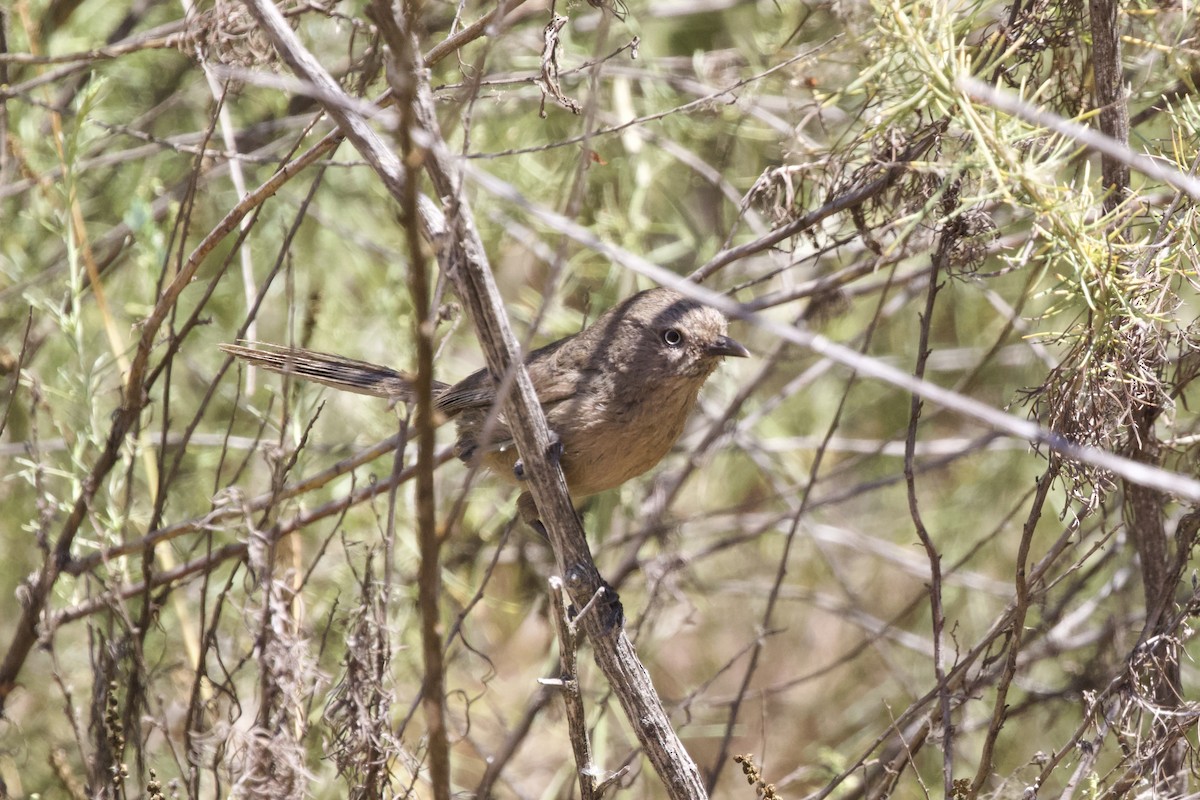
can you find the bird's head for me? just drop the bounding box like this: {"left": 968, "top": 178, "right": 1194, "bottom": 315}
{"left": 608, "top": 287, "right": 749, "bottom": 380}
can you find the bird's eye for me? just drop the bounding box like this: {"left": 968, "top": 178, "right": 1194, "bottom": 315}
{"left": 662, "top": 328, "right": 684, "bottom": 347}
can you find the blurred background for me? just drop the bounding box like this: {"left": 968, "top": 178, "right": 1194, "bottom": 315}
{"left": 2, "top": 0, "right": 1200, "bottom": 797}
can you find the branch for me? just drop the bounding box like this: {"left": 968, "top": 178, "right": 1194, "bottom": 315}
{"left": 464, "top": 165, "right": 1200, "bottom": 503}
{"left": 0, "top": 79, "right": 361, "bottom": 709}
{"left": 1087, "top": 0, "right": 1130, "bottom": 211}
{"left": 237, "top": 2, "right": 709, "bottom": 796}
{"left": 959, "top": 77, "right": 1200, "bottom": 201}
{"left": 906, "top": 224, "right": 951, "bottom": 797}
{"left": 53, "top": 449, "right": 439, "bottom": 625}
{"left": 370, "top": 1, "right": 450, "bottom": 795}
{"left": 544, "top": 577, "right": 598, "bottom": 800}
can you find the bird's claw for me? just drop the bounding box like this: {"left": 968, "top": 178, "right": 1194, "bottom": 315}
{"left": 454, "top": 440, "right": 477, "bottom": 464}
{"left": 512, "top": 431, "right": 563, "bottom": 481}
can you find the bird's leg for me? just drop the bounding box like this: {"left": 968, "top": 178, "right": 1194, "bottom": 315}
{"left": 511, "top": 429, "right": 563, "bottom": 481}
{"left": 547, "top": 431, "right": 564, "bottom": 462}
{"left": 517, "top": 491, "right": 544, "bottom": 534}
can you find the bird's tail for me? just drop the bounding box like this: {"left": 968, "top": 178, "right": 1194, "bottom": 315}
{"left": 220, "top": 342, "right": 448, "bottom": 400}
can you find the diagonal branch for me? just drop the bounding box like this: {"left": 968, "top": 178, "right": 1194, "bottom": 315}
{"left": 236, "top": 2, "right": 708, "bottom": 797}
{"left": 464, "top": 166, "right": 1200, "bottom": 503}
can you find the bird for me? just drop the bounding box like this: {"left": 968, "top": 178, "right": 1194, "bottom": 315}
{"left": 220, "top": 286, "right": 748, "bottom": 523}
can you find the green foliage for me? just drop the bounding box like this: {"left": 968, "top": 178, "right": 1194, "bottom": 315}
{"left": 2, "top": 0, "right": 1200, "bottom": 797}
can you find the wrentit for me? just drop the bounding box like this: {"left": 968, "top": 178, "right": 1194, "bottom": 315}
{"left": 221, "top": 287, "right": 748, "bottom": 523}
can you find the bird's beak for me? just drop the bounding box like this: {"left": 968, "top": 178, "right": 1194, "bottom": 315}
{"left": 707, "top": 335, "right": 750, "bottom": 359}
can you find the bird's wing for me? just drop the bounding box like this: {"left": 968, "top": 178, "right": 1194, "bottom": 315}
{"left": 433, "top": 368, "right": 495, "bottom": 415}
{"left": 435, "top": 337, "right": 583, "bottom": 415}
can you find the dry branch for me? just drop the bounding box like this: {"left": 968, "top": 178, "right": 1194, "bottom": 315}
{"left": 545, "top": 577, "right": 599, "bottom": 800}
{"left": 465, "top": 165, "right": 1200, "bottom": 503}
{"left": 0, "top": 0, "right": 525, "bottom": 712}
{"left": 236, "top": 1, "right": 708, "bottom": 796}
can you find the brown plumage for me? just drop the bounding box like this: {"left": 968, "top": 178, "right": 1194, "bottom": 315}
{"left": 220, "top": 287, "right": 748, "bottom": 521}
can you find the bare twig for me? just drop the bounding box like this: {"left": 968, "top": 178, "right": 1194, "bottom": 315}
{"left": 904, "top": 198, "right": 953, "bottom": 796}
{"left": 959, "top": 77, "right": 1200, "bottom": 200}
{"left": 237, "top": 2, "right": 709, "bottom": 796}
{"left": 370, "top": 2, "right": 451, "bottom": 795}
{"left": 0, "top": 308, "right": 33, "bottom": 441}
{"left": 464, "top": 165, "right": 1200, "bottom": 502}
{"left": 53, "top": 451, "right": 439, "bottom": 625}
{"left": 63, "top": 437, "right": 447, "bottom": 576}
{"left": 967, "top": 466, "right": 1056, "bottom": 799}
{"left": 1087, "top": 0, "right": 1129, "bottom": 213}
{"left": 547, "top": 576, "right": 598, "bottom": 800}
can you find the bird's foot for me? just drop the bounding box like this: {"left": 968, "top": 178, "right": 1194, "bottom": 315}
{"left": 454, "top": 439, "right": 477, "bottom": 464}
{"left": 512, "top": 431, "right": 563, "bottom": 481}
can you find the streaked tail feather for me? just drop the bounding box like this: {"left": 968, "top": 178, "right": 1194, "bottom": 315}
{"left": 220, "top": 342, "right": 444, "bottom": 400}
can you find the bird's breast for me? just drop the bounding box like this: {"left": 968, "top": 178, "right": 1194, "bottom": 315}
{"left": 548, "top": 374, "right": 703, "bottom": 498}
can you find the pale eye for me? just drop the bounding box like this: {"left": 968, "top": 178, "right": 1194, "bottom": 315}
{"left": 662, "top": 328, "right": 684, "bottom": 347}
